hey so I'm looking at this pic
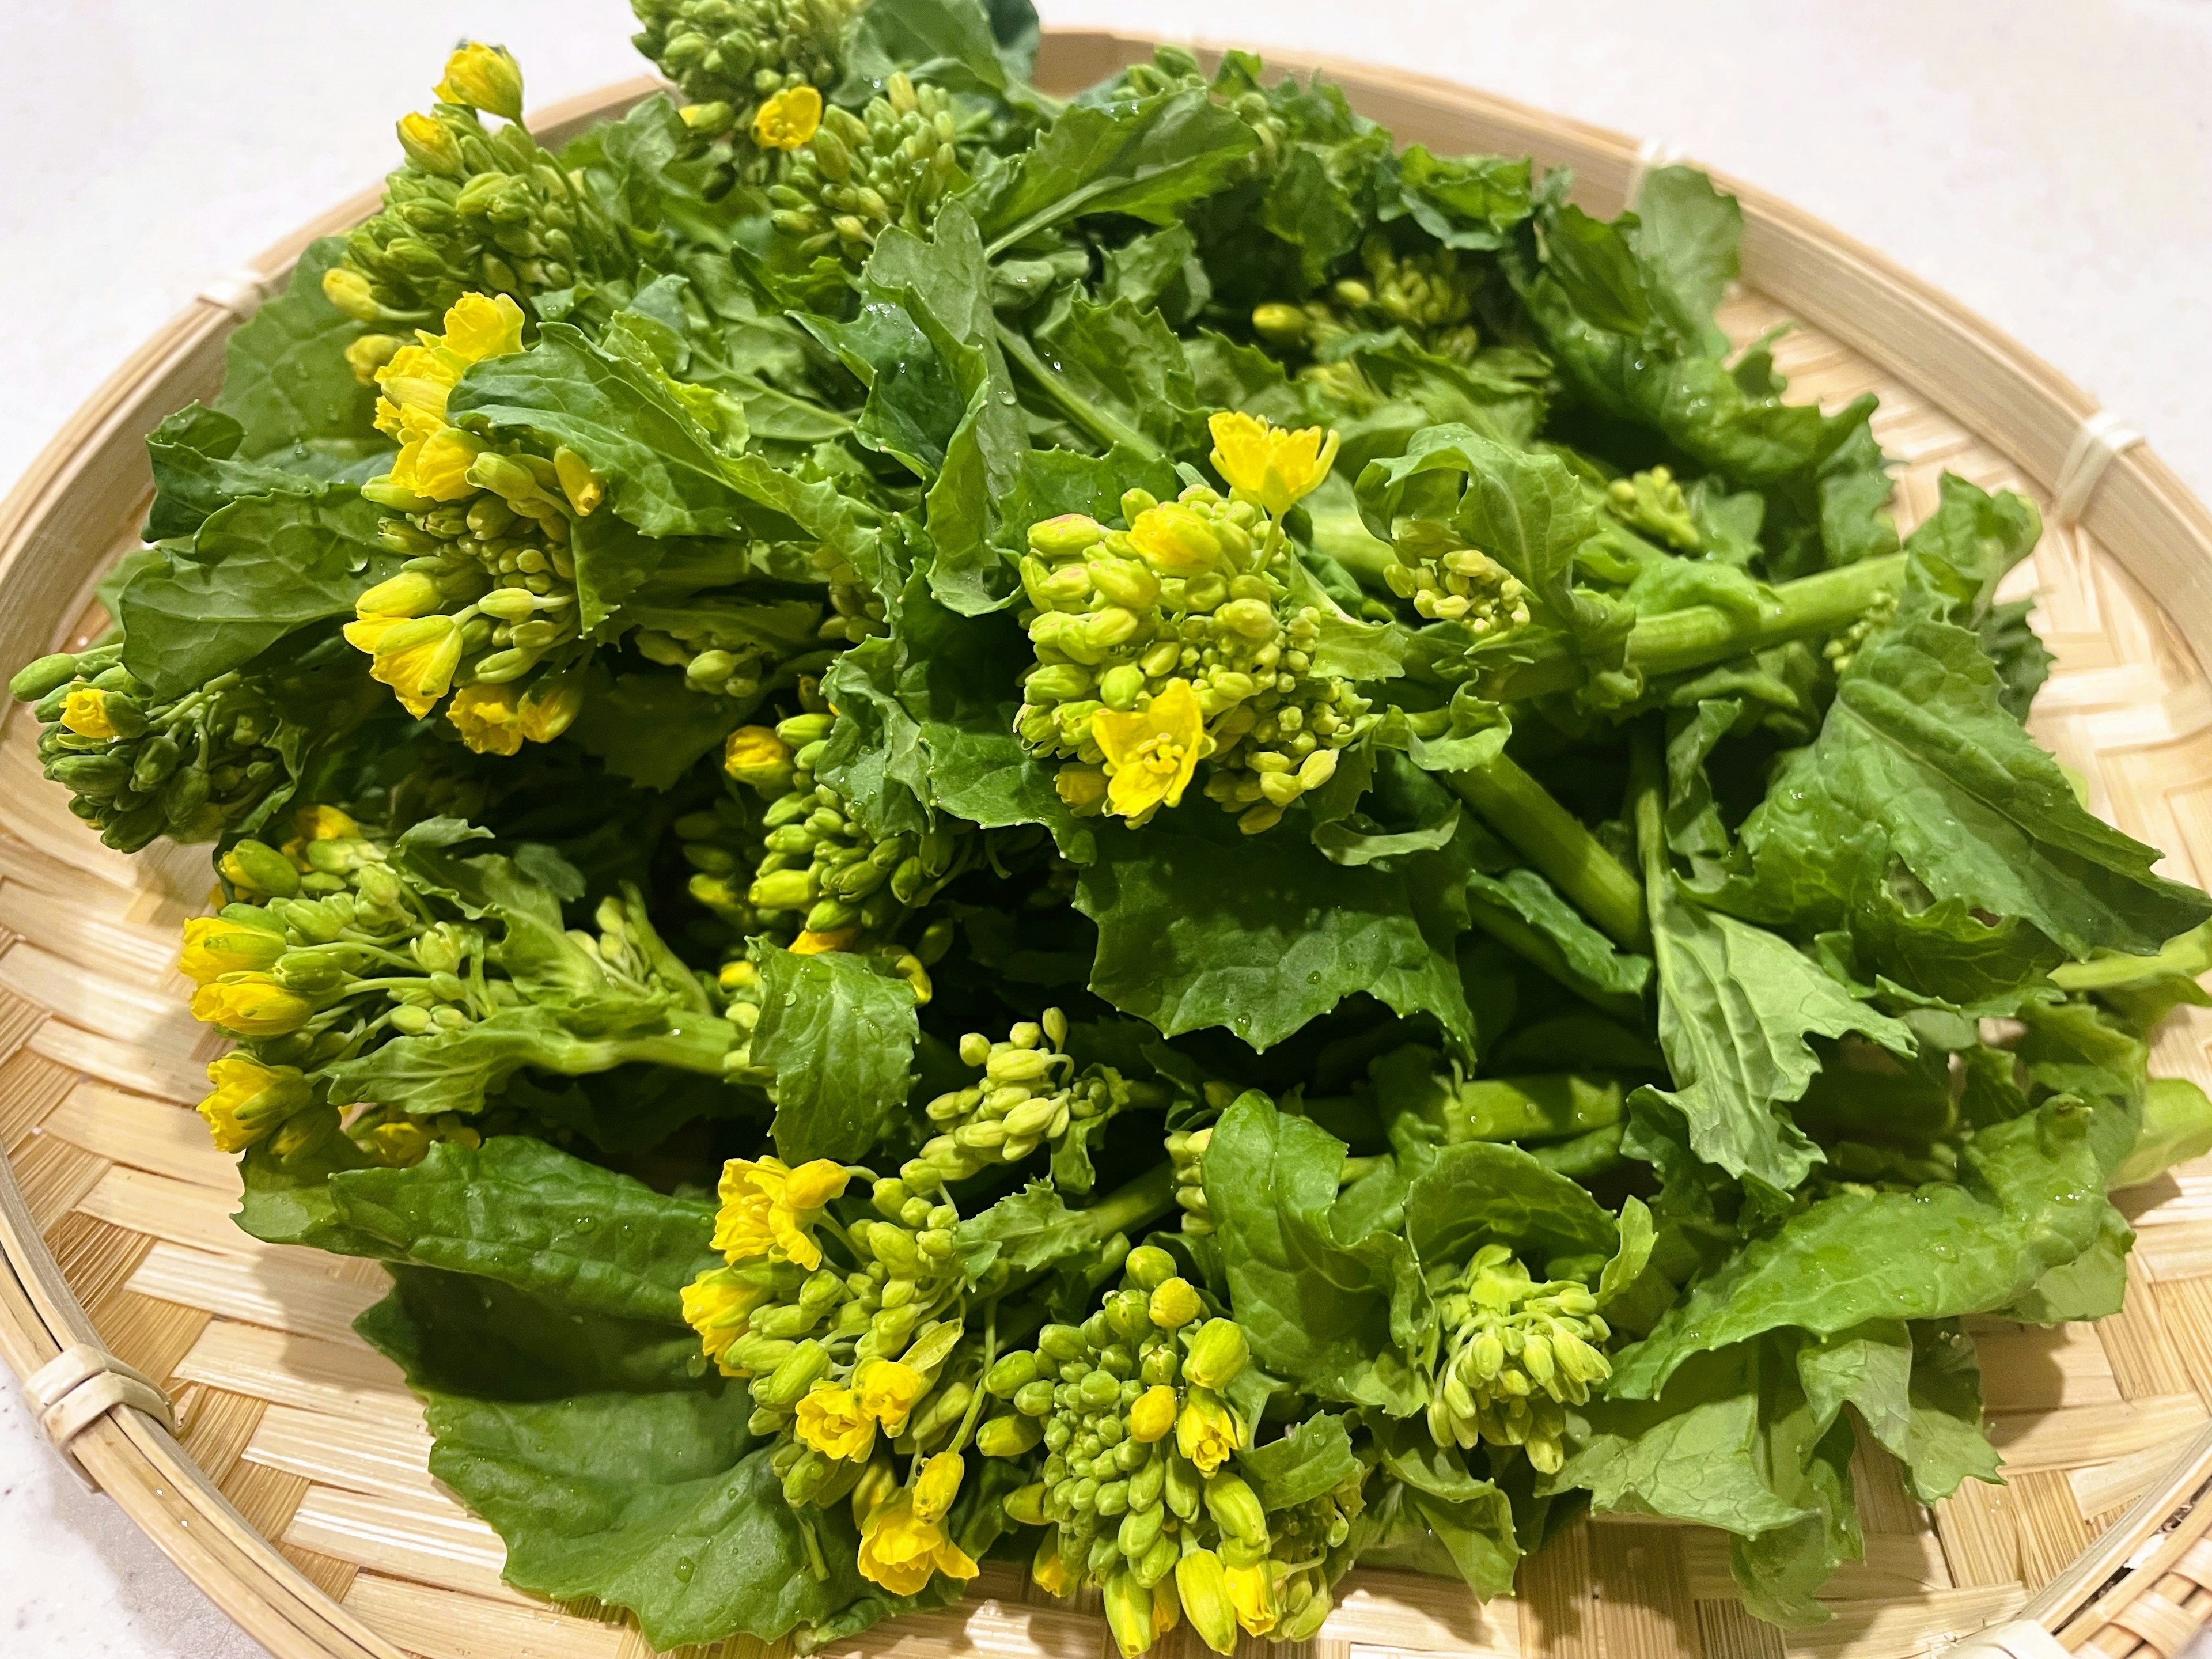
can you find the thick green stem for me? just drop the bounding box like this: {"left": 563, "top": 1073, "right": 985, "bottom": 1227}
{"left": 595, "top": 1015, "right": 739, "bottom": 1077}
{"left": 994, "top": 324, "right": 1167, "bottom": 464}
{"left": 2051, "top": 919, "right": 2212, "bottom": 993}
{"left": 1486, "top": 552, "right": 1910, "bottom": 702}
{"left": 1446, "top": 752, "right": 1648, "bottom": 950}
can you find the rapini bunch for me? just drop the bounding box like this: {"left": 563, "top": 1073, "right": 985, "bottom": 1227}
{"left": 324, "top": 44, "right": 628, "bottom": 331}
{"left": 1423, "top": 1245, "right": 1613, "bottom": 1474}
{"left": 1603, "top": 465, "right": 1700, "bottom": 552}
{"left": 184, "top": 805, "right": 729, "bottom": 1154}
{"left": 1016, "top": 413, "right": 1374, "bottom": 834}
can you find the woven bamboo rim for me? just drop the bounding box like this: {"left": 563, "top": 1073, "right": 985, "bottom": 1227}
{"left": 4, "top": 28, "right": 2212, "bottom": 1659}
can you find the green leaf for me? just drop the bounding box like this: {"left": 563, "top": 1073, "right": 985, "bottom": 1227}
{"left": 565, "top": 666, "right": 748, "bottom": 790}
{"left": 213, "top": 236, "right": 384, "bottom": 463}
{"left": 1234, "top": 1412, "right": 1362, "bottom": 1510}
{"left": 1401, "top": 1140, "right": 1622, "bottom": 1269}
{"left": 234, "top": 1133, "right": 388, "bottom": 1258}
{"left": 751, "top": 946, "right": 920, "bottom": 1162}
{"left": 1741, "top": 595, "right": 2212, "bottom": 963}
{"left": 1630, "top": 166, "right": 1741, "bottom": 356}
{"left": 358, "top": 1264, "right": 705, "bottom": 1399}
{"left": 839, "top": 0, "right": 1018, "bottom": 97}
{"left": 142, "top": 403, "right": 328, "bottom": 541}
{"left": 1610, "top": 1099, "right": 2123, "bottom": 1397}
{"left": 1380, "top": 147, "right": 1533, "bottom": 251}
{"left": 971, "top": 86, "right": 1259, "bottom": 254}
{"left": 448, "top": 323, "right": 868, "bottom": 556}
{"left": 1640, "top": 866, "right": 1916, "bottom": 1193}
{"left": 1029, "top": 296, "right": 1209, "bottom": 459}
{"left": 1464, "top": 868, "right": 1653, "bottom": 1018}
{"left": 1074, "top": 809, "right": 1471, "bottom": 1053}
{"left": 118, "top": 487, "right": 402, "bottom": 699}
{"left": 328, "top": 1137, "right": 717, "bottom": 1324}
{"left": 1203, "top": 1092, "right": 1430, "bottom": 1412}
{"left": 955, "top": 1180, "right": 1098, "bottom": 1278}
{"left": 422, "top": 1386, "right": 868, "bottom": 1648}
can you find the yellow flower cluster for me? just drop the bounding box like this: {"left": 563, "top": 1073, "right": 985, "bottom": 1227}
{"left": 363, "top": 290, "right": 525, "bottom": 506}
{"left": 711, "top": 1154, "right": 851, "bottom": 1270}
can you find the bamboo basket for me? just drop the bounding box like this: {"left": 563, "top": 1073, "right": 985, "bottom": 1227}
{"left": 6, "top": 28, "right": 2212, "bottom": 1659}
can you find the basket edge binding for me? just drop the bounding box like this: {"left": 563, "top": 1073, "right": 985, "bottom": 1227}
{"left": 0, "top": 33, "right": 2208, "bottom": 1659}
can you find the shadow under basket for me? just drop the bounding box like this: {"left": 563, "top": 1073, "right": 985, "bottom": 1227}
{"left": 7, "top": 28, "right": 2212, "bottom": 1659}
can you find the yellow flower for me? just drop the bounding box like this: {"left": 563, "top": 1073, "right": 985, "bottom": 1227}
{"left": 392, "top": 426, "right": 487, "bottom": 502}
{"left": 1175, "top": 1385, "right": 1242, "bottom": 1475}
{"left": 367, "top": 615, "right": 463, "bottom": 718}
{"left": 1208, "top": 411, "right": 1340, "bottom": 516}
{"left": 360, "top": 1117, "right": 432, "bottom": 1166}
{"left": 753, "top": 85, "right": 824, "bottom": 150}
{"left": 195, "top": 1054, "right": 311, "bottom": 1153}
{"left": 440, "top": 291, "right": 527, "bottom": 364}
{"left": 292, "top": 805, "right": 359, "bottom": 843}
{"left": 723, "top": 724, "right": 793, "bottom": 787}
{"left": 59, "top": 687, "right": 116, "bottom": 739}
{"left": 396, "top": 110, "right": 462, "bottom": 176}
{"left": 681, "top": 1265, "right": 774, "bottom": 1374}
{"left": 711, "top": 1156, "right": 850, "bottom": 1268}
{"left": 790, "top": 926, "right": 862, "bottom": 956}
{"left": 796, "top": 1384, "right": 878, "bottom": 1461}
{"left": 449, "top": 684, "right": 525, "bottom": 755}
{"left": 1148, "top": 1277, "right": 1202, "bottom": 1330}
{"left": 343, "top": 615, "right": 404, "bottom": 656}
{"left": 1225, "top": 1562, "right": 1278, "bottom": 1637}
{"left": 518, "top": 676, "right": 585, "bottom": 743}
{"left": 190, "top": 974, "right": 314, "bottom": 1037}
{"left": 857, "top": 1490, "right": 979, "bottom": 1597}
{"left": 177, "top": 915, "right": 286, "bottom": 983}
{"left": 437, "top": 42, "right": 525, "bottom": 122}
{"left": 913, "top": 1450, "right": 964, "bottom": 1521}
{"left": 554, "top": 448, "right": 603, "bottom": 516}
{"left": 1032, "top": 1537, "right": 1071, "bottom": 1596}
{"left": 321, "top": 266, "right": 381, "bottom": 323}
{"left": 343, "top": 334, "right": 402, "bottom": 385}
{"left": 355, "top": 570, "right": 442, "bottom": 620}
{"left": 1128, "top": 1384, "right": 1178, "bottom": 1444}
{"left": 1127, "top": 503, "right": 1222, "bottom": 576}
{"left": 1053, "top": 764, "right": 1108, "bottom": 816}
{"left": 854, "top": 1358, "right": 927, "bottom": 1436}
{"left": 1091, "top": 679, "right": 1206, "bottom": 824}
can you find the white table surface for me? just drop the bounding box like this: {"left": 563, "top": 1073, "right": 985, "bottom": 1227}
{"left": 3, "top": 2, "right": 2210, "bottom": 1654}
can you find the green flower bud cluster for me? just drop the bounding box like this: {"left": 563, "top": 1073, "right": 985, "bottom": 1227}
{"left": 1423, "top": 1244, "right": 1612, "bottom": 1475}
{"left": 630, "top": 0, "right": 859, "bottom": 142}
{"left": 14, "top": 647, "right": 296, "bottom": 853}
{"left": 1604, "top": 466, "right": 1700, "bottom": 552}
{"left": 982, "top": 1245, "right": 1257, "bottom": 1606}
{"left": 1016, "top": 486, "right": 1374, "bottom": 835}
{"left": 1257, "top": 1467, "right": 1370, "bottom": 1643}
{"left": 737, "top": 710, "right": 974, "bottom": 948}
{"left": 1251, "top": 233, "right": 1484, "bottom": 366}
{"left": 336, "top": 103, "right": 623, "bottom": 325}
{"left": 767, "top": 74, "right": 965, "bottom": 263}
{"left": 1380, "top": 518, "right": 1532, "bottom": 630}
{"left": 907, "top": 1007, "right": 1149, "bottom": 1187}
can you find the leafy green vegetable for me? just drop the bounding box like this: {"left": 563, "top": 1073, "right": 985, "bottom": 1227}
{"left": 751, "top": 945, "right": 919, "bottom": 1162}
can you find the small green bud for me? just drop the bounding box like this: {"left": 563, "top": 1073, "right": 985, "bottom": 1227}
{"left": 1004, "top": 1482, "right": 1050, "bottom": 1527}
{"left": 1103, "top": 1573, "right": 1153, "bottom": 1659}
{"left": 1124, "top": 1246, "right": 1176, "bottom": 1291}
{"left": 979, "top": 1415, "right": 1045, "bottom": 1458}
{"left": 1029, "top": 513, "right": 1108, "bottom": 558}
{"left": 1202, "top": 1472, "right": 1267, "bottom": 1548}
{"left": 1014, "top": 1378, "right": 1057, "bottom": 1418}
{"left": 11, "top": 653, "right": 79, "bottom": 701}
{"left": 1176, "top": 1550, "right": 1237, "bottom": 1655}
{"left": 752, "top": 1338, "right": 832, "bottom": 1407}
{"left": 987, "top": 1350, "right": 1040, "bottom": 1397}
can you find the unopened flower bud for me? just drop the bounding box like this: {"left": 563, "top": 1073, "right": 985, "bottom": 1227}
{"left": 1183, "top": 1319, "right": 1248, "bottom": 1389}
